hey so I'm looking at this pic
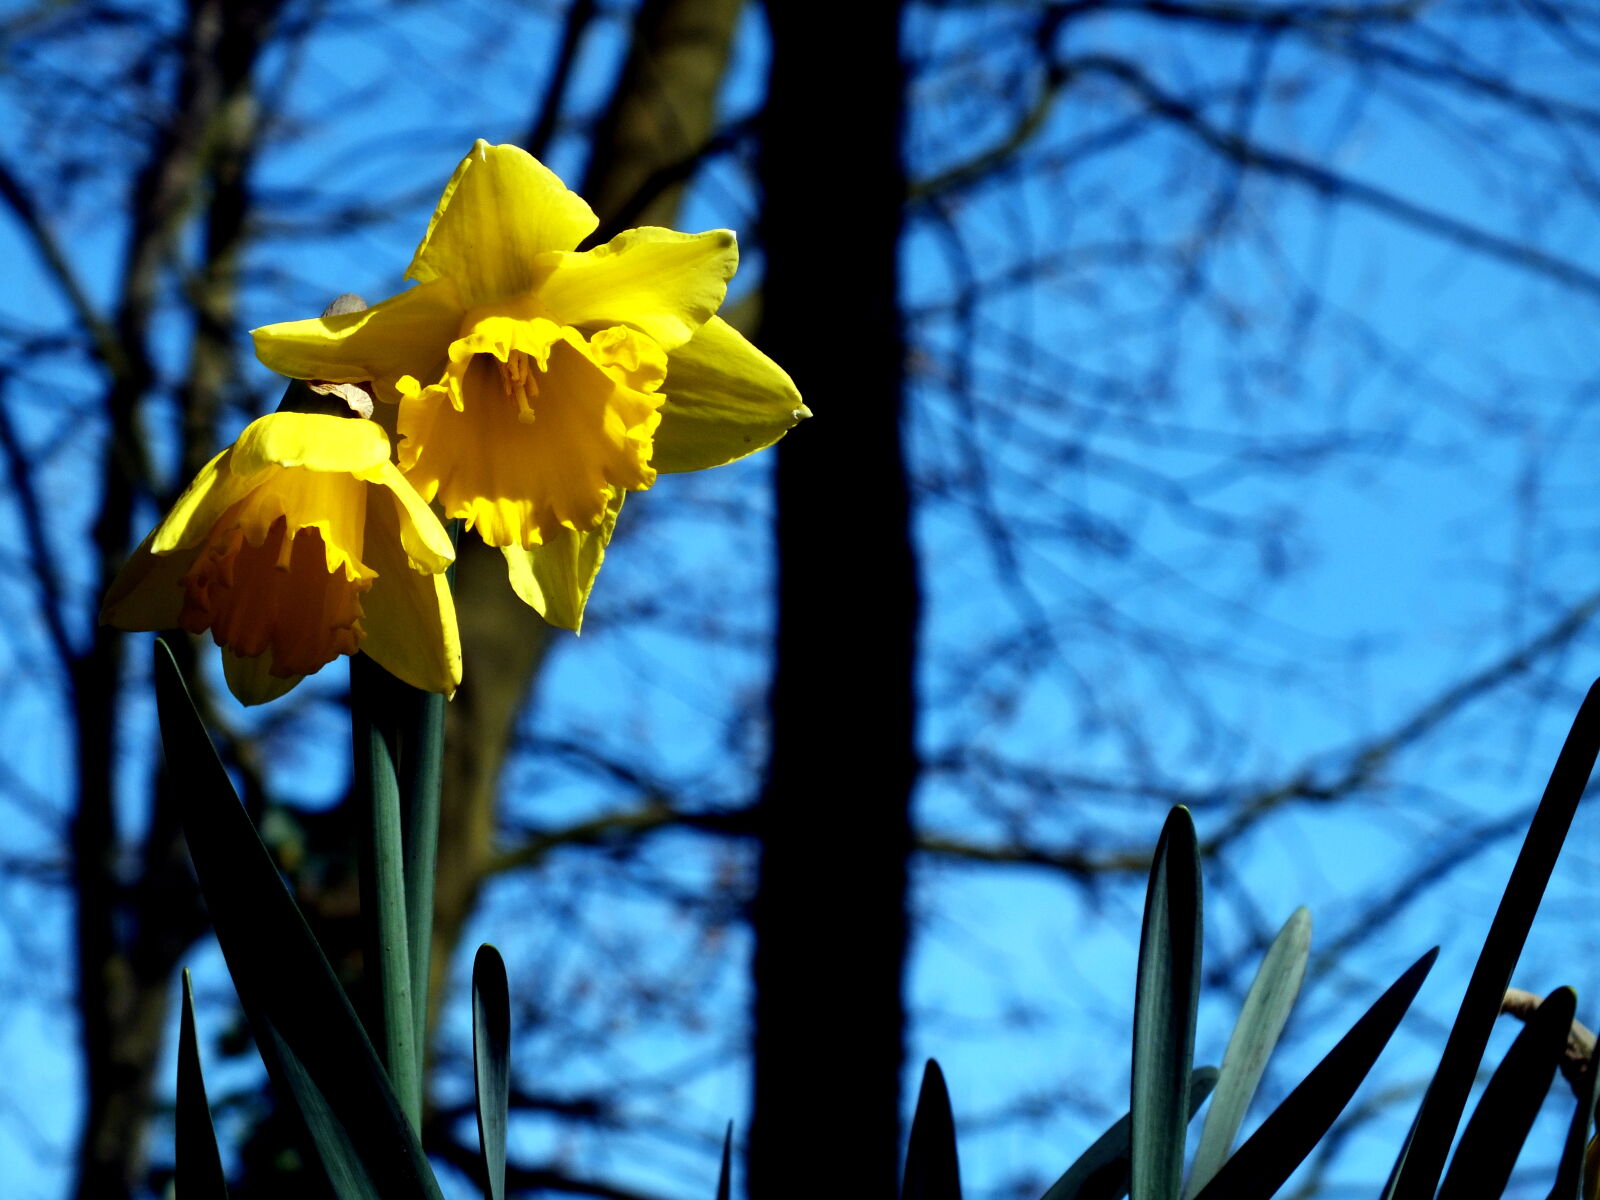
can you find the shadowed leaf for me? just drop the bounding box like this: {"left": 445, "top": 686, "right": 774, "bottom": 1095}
{"left": 176, "top": 968, "right": 228, "bottom": 1199}
{"left": 1439, "top": 987, "right": 1575, "bottom": 1198}
{"left": 1392, "top": 681, "right": 1600, "bottom": 1200}
{"left": 154, "top": 639, "right": 442, "bottom": 1200}
{"left": 1132, "top": 806, "right": 1202, "bottom": 1200}
{"left": 1042, "top": 1068, "right": 1217, "bottom": 1200}
{"left": 1186, "top": 908, "right": 1310, "bottom": 1198}
{"left": 1549, "top": 1028, "right": 1600, "bottom": 1200}
{"left": 904, "top": 1059, "right": 962, "bottom": 1200}
{"left": 1193, "top": 948, "right": 1439, "bottom": 1200}
{"left": 473, "top": 944, "right": 510, "bottom": 1200}
{"left": 716, "top": 1122, "right": 733, "bottom": 1200}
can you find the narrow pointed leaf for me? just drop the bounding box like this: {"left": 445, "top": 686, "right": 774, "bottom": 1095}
{"left": 716, "top": 1122, "right": 733, "bottom": 1200}
{"left": 1042, "top": 1068, "right": 1217, "bottom": 1200}
{"left": 1131, "top": 806, "right": 1203, "bottom": 1200}
{"left": 1549, "top": 1031, "right": 1600, "bottom": 1200}
{"left": 350, "top": 654, "right": 419, "bottom": 1125}
{"left": 473, "top": 944, "right": 510, "bottom": 1200}
{"left": 1192, "top": 947, "right": 1439, "bottom": 1200}
{"left": 904, "top": 1059, "right": 962, "bottom": 1200}
{"left": 177, "top": 968, "right": 228, "bottom": 1199}
{"left": 1393, "top": 680, "right": 1600, "bottom": 1200}
{"left": 401, "top": 688, "right": 445, "bottom": 1076}
{"left": 1438, "top": 987, "right": 1575, "bottom": 1198}
{"left": 1379, "top": 1109, "right": 1417, "bottom": 1200}
{"left": 1186, "top": 908, "right": 1311, "bottom": 1198}
{"left": 154, "top": 639, "right": 443, "bottom": 1200}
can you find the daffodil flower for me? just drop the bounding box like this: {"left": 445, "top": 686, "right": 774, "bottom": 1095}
{"left": 251, "top": 139, "right": 808, "bottom": 629}
{"left": 102, "top": 412, "right": 460, "bottom": 706}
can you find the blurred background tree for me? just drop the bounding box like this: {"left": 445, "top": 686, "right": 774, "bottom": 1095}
{"left": 1, "top": 0, "right": 1599, "bottom": 1197}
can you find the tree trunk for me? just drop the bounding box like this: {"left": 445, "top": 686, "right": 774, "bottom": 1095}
{"left": 73, "top": 3, "right": 280, "bottom": 1195}
{"left": 751, "top": 4, "right": 915, "bottom": 1196}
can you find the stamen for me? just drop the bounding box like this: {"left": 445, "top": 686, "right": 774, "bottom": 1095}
{"left": 493, "top": 349, "right": 540, "bottom": 424}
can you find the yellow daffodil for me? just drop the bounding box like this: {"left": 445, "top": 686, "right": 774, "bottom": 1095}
{"left": 251, "top": 139, "right": 808, "bottom": 629}
{"left": 101, "top": 412, "right": 460, "bottom": 706}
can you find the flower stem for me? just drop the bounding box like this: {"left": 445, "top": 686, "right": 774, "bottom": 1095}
{"left": 351, "top": 653, "right": 422, "bottom": 1128}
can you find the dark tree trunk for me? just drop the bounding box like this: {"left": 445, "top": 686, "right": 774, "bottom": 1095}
{"left": 73, "top": 3, "right": 280, "bottom": 1195}
{"left": 751, "top": 4, "right": 915, "bottom": 1196}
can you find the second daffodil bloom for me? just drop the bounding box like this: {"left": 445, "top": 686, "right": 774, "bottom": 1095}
{"left": 101, "top": 412, "right": 461, "bottom": 706}
{"left": 251, "top": 139, "right": 808, "bottom": 629}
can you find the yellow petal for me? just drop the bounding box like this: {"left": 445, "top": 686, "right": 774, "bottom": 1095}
{"left": 149, "top": 445, "right": 257, "bottom": 555}
{"left": 534, "top": 227, "right": 737, "bottom": 351}
{"left": 194, "top": 415, "right": 392, "bottom": 580}
{"left": 399, "top": 331, "right": 660, "bottom": 548}
{"left": 100, "top": 531, "right": 200, "bottom": 630}
{"left": 501, "top": 491, "right": 623, "bottom": 630}
{"left": 365, "top": 460, "right": 457, "bottom": 574}
{"left": 406, "top": 140, "right": 598, "bottom": 306}
{"left": 222, "top": 646, "right": 304, "bottom": 706}
{"left": 653, "top": 317, "right": 809, "bottom": 473}
{"left": 358, "top": 496, "right": 462, "bottom": 695}
{"left": 251, "top": 279, "right": 465, "bottom": 402}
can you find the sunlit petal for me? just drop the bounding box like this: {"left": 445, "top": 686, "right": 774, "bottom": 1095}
{"left": 359, "top": 496, "right": 462, "bottom": 695}
{"left": 399, "top": 328, "right": 660, "bottom": 548}
{"left": 407, "top": 140, "right": 598, "bottom": 305}
{"left": 501, "top": 491, "right": 624, "bottom": 629}
{"left": 535, "top": 227, "right": 737, "bottom": 351}
{"left": 653, "top": 316, "right": 810, "bottom": 472}
{"left": 251, "top": 279, "right": 465, "bottom": 403}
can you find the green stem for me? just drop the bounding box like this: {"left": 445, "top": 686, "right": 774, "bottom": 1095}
{"left": 350, "top": 653, "right": 421, "bottom": 1128}
{"left": 399, "top": 686, "right": 444, "bottom": 1069}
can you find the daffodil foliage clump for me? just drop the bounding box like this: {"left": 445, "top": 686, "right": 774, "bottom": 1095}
{"left": 106, "top": 141, "right": 803, "bottom": 1199}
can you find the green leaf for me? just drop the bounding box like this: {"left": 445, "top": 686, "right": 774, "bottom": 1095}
{"left": 400, "top": 687, "right": 445, "bottom": 1079}
{"left": 1185, "top": 908, "right": 1311, "bottom": 1198}
{"left": 153, "top": 639, "right": 443, "bottom": 1200}
{"left": 1392, "top": 681, "right": 1600, "bottom": 1200}
{"left": 1548, "top": 1026, "right": 1600, "bottom": 1200}
{"left": 715, "top": 1122, "right": 733, "bottom": 1200}
{"left": 1439, "top": 987, "right": 1576, "bottom": 1198}
{"left": 472, "top": 944, "right": 510, "bottom": 1200}
{"left": 1042, "top": 1068, "right": 1218, "bottom": 1200}
{"left": 1131, "top": 806, "right": 1203, "bottom": 1200}
{"left": 350, "top": 654, "right": 420, "bottom": 1126}
{"left": 1192, "top": 947, "right": 1439, "bottom": 1200}
{"left": 903, "top": 1059, "right": 962, "bottom": 1200}
{"left": 176, "top": 968, "right": 228, "bottom": 1199}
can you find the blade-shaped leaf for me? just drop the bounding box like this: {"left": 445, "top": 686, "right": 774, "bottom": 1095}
{"left": 1548, "top": 1027, "right": 1600, "bottom": 1200}
{"left": 350, "top": 654, "right": 419, "bottom": 1125}
{"left": 1185, "top": 908, "right": 1309, "bottom": 1198}
{"left": 177, "top": 968, "right": 228, "bottom": 1199}
{"left": 154, "top": 639, "right": 442, "bottom": 1200}
{"left": 401, "top": 687, "right": 446, "bottom": 1078}
{"left": 1393, "top": 680, "right": 1600, "bottom": 1200}
{"left": 1192, "top": 947, "right": 1439, "bottom": 1200}
{"left": 1439, "top": 987, "right": 1576, "bottom": 1198}
{"left": 473, "top": 944, "right": 510, "bottom": 1200}
{"left": 1132, "top": 806, "right": 1203, "bottom": 1200}
{"left": 716, "top": 1122, "right": 733, "bottom": 1200}
{"left": 904, "top": 1059, "right": 962, "bottom": 1200}
{"left": 1042, "top": 1068, "right": 1218, "bottom": 1200}
{"left": 1379, "top": 1109, "right": 1419, "bottom": 1200}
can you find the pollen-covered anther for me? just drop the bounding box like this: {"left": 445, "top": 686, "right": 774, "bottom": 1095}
{"left": 496, "top": 350, "right": 540, "bottom": 423}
